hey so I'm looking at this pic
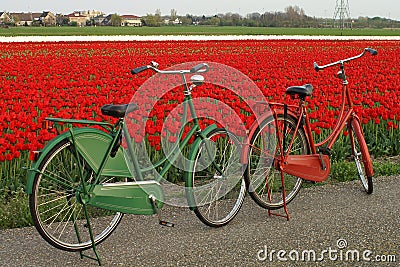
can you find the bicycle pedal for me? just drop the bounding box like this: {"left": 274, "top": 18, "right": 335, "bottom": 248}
{"left": 159, "top": 220, "right": 174, "bottom": 227}
{"left": 149, "top": 195, "right": 174, "bottom": 228}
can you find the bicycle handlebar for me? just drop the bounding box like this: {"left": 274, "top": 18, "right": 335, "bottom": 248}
{"left": 131, "top": 62, "right": 209, "bottom": 75}
{"left": 313, "top": 47, "right": 378, "bottom": 72}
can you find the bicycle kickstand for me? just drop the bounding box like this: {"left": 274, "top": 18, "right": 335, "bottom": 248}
{"left": 79, "top": 204, "right": 103, "bottom": 266}
{"left": 266, "top": 169, "right": 290, "bottom": 221}
{"left": 279, "top": 169, "right": 290, "bottom": 221}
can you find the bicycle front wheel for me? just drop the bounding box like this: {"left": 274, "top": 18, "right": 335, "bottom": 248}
{"left": 349, "top": 119, "right": 374, "bottom": 194}
{"left": 29, "top": 139, "right": 124, "bottom": 252}
{"left": 245, "top": 114, "right": 309, "bottom": 210}
{"left": 189, "top": 128, "right": 245, "bottom": 227}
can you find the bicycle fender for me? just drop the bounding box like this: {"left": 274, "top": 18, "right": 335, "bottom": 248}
{"left": 26, "top": 128, "right": 131, "bottom": 194}
{"left": 184, "top": 124, "right": 217, "bottom": 209}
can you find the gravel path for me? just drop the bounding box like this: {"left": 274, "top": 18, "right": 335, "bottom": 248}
{"left": 0, "top": 176, "right": 399, "bottom": 266}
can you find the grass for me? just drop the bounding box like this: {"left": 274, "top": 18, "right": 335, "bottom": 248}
{"left": 1, "top": 26, "right": 400, "bottom": 37}
{"left": 0, "top": 188, "right": 32, "bottom": 230}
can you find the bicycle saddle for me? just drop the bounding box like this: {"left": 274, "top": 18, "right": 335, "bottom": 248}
{"left": 101, "top": 103, "right": 138, "bottom": 118}
{"left": 286, "top": 84, "right": 314, "bottom": 99}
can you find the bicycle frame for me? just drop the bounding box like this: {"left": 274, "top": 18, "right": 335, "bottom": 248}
{"left": 124, "top": 88, "right": 219, "bottom": 180}
{"left": 272, "top": 77, "right": 360, "bottom": 156}
{"left": 28, "top": 69, "right": 217, "bottom": 191}
{"left": 245, "top": 48, "right": 377, "bottom": 183}
{"left": 28, "top": 64, "right": 218, "bottom": 195}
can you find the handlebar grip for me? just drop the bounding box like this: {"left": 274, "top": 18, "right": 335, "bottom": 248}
{"left": 190, "top": 63, "right": 209, "bottom": 73}
{"left": 366, "top": 48, "right": 378, "bottom": 56}
{"left": 131, "top": 65, "right": 149, "bottom": 75}
{"left": 313, "top": 62, "right": 321, "bottom": 72}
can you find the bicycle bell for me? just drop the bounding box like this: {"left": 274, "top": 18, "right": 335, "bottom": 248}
{"left": 190, "top": 75, "right": 205, "bottom": 86}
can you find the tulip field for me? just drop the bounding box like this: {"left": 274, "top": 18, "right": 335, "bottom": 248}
{"left": 0, "top": 39, "right": 399, "bottom": 194}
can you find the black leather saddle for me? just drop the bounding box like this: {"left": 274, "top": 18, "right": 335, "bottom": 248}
{"left": 286, "top": 84, "right": 314, "bottom": 99}
{"left": 101, "top": 103, "right": 138, "bottom": 118}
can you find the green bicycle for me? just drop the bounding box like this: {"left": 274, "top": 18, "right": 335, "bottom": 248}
{"left": 26, "top": 62, "right": 246, "bottom": 265}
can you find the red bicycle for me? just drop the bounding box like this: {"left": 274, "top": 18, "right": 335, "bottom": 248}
{"left": 244, "top": 48, "right": 377, "bottom": 219}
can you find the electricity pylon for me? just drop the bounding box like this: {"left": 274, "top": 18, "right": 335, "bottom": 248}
{"left": 333, "top": 0, "right": 351, "bottom": 29}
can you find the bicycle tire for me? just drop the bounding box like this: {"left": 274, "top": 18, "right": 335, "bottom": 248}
{"left": 29, "top": 138, "right": 124, "bottom": 252}
{"left": 189, "top": 128, "right": 246, "bottom": 227}
{"left": 349, "top": 119, "right": 374, "bottom": 194}
{"left": 245, "top": 114, "right": 309, "bottom": 210}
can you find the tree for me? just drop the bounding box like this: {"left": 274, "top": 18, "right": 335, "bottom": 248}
{"left": 171, "top": 9, "right": 177, "bottom": 20}
{"left": 209, "top": 16, "right": 220, "bottom": 26}
{"left": 12, "top": 14, "right": 20, "bottom": 26}
{"left": 110, "top": 13, "right": 122, "bottom": 26}
{"left": 142, "top": 13, "right": 161, "bottom": 27}
{"left": 56, "top": 14, "right": 69, "bottom": 26}
{"left": 180, "top": 15, "right": 193, "bottom": 25}
{"left": 284, "top": 5, "right": 305, "bottom": 26}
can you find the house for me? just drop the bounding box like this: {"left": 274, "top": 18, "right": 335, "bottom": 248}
{"left": 164, "top": 17, "right": 182, "bottom": 25}
{"left": 85, "top": 10, "right": 104, "bottom": 19}
{"left": 67, "top": 12, "right": 88, "bottom": 26}
{"left": 120, "top": 15, "right": 142, "bottom": 26}
{"left": 11, "top": 12, "right": 41, "bottom": 26}
{"left": 0, "top": 12, "right": 12, "bottom": 24}
{"left": 93, "top": 14, "right": 107, "bottom": 26}
{"left": 67, "top": 10, "right": 104, "bottom": 26}
{"left": 39, "top": 11, "right": 56, "bottom": 26}
{"left": 102, "top": 14, "right": 113, "bottom": 26}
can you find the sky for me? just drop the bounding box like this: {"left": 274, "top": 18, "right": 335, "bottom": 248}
{"left": 2, "top": 0, "right": 399, "bottom": 20}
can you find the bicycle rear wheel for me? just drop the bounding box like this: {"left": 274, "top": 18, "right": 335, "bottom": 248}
{"left": 349, "top": 119, "right": 374, "bottom": 194}
{"left": 245, "top": 114, "right": 309, "bottom": 210}
{"left": 189, "top": 128, "right": 245, "bottom": 227}
{"left": 29, "top": 139, "right": 124, "bottom": 252}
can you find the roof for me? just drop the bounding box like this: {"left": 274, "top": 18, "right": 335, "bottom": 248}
{"left": 67, "top": 12, "right": 87, "bottom": 18}
{"left": 40, "top": 11, "right": 50, "bottom": 17}
{"left": 121, "top": 15, "right": 141, "bottom": 19}
{"left": 11, "top": 12, "right": 41, "bottom": 21}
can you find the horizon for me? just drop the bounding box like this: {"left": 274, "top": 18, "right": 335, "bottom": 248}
{"left": 1, "top": 9, "right": 397, "bottom": 21}
{"left": 2, "top": 1, "right": 400, "bottom": 20}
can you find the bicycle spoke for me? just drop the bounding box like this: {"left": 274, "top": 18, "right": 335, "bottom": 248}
{"left": 58, "top": 204, "right": 78, "bottom": 240}
{"left": 245, "top": 115, "right": 306, "bottom": 210}
{"left": 53, "top": 203, "right": 75, "bottom": 235}
{"left": 30, "top": 140, "right": 123, "bottom": 251}
{"left": 191, "top": 128, "right": 245, "bottom": 227}
{"left": 44, "top": 201, "right": 71, "bottom": 225}
{"left": 38, "top": 199, "right": 71, "bottom": 216}
{"left": 42, "top": 170, "right": 76, "bottom": 190}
